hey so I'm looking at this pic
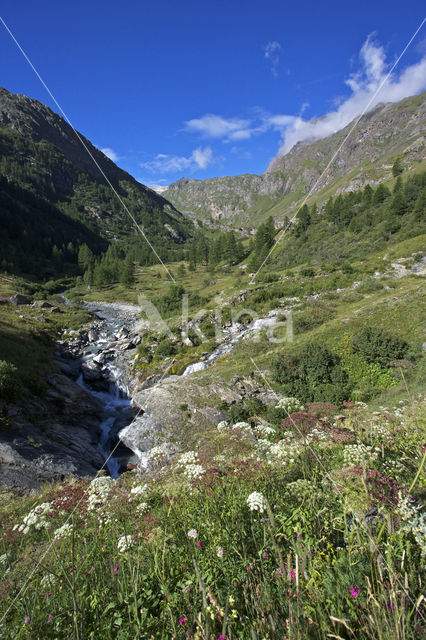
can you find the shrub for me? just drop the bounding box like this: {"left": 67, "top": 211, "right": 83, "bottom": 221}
{"left": 300, "top": 267, "right": 315, "bottom": 277}
{"left": 340, "top": 291, "right": 364, "bottom": 303}
{"left": 155, "top": 339, "right": 178, "bottom": 357}
{"left": 352, "top": 327, "right": 409, "bottom": 367}
{"left": 0, "top": 360, "right": 20, "bottom": 402}
{"left": 272, "top": 343, "right": 351, "bottom": 403}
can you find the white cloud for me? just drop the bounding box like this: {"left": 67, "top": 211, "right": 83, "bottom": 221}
{"left": 264, "top": 41, "right": 282, "bottom": 77}
{"left": 100, "top": 147, "right": 120, "bottom": 162}
{"left": 275, "top": 35, "right": 426, "bottom": 155}
{"left": 140, "top": 146, "right": 214, "bottom": 174}
{"left": 146, "top": 183, "right": 169, "bottom": 194}
{"left": 184, "top": 114, "right": 251, "bottom": 139}
{"left": 184, "top": 111, "right": 295, "bottom": 143}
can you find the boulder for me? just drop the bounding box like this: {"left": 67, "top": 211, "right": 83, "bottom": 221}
{"left": 33, "top": 300, "right": 53, "bottom": 309}
{"left": 10, "top": 294, "right": 30, "bottom": 305}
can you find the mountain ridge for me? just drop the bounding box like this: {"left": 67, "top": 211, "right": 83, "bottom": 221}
{"left": 163, "top": 92, "right": 426, "bottom": 226}
{"left": 0, "top": 87, "right": 192, "bottom": 275}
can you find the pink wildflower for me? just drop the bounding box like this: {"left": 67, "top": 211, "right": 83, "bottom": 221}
{"left": 350, "top": 587, "right": 359, "bottom": 597}
{"left": 290, "top": 570, "right": 296, "bottom": 579}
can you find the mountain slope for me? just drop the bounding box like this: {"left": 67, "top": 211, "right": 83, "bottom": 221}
{"left": 0, "top": 87, "right": 192, "bottom": 274}
{"left": 164, "top": 92, "right": 426, "bottom": 227}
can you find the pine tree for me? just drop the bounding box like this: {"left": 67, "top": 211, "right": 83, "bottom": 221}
{"left": 78, "top": 243, "right": 94, "bottom": 271}
{"left": 392, "top": 157, "right": 404, "bottom": 177}
{"left": 294, "top": 204, "right": 311, "bottom": 236}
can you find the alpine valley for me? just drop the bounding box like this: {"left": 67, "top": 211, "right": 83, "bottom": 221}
{"left": 0, "top": 86, "right": 425, "bottom": 640}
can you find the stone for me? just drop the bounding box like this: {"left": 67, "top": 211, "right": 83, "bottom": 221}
{"left": 33, "top": 300, "right": 53, "bottom": 308}
{"left": 10, "top": 294, "right": 30, "bottom": 305}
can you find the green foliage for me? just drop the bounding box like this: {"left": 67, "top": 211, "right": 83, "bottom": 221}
{"left": 352, "top": 326, "right": 409, "bottom": 367}
{"left": 0, "top": 359, "right": 20, "bottom": 402}
{"left": 0, "top": 123, "right": 193, "bottom": 279}
{"left": 357, "top": 278, "right": 383, "bottom": 293}
{"left": 155, "top": 338, "right": 178, "bottom": 357}
{"left": 272, "top": 342, "right": 350, "bottom": 403}
{"left": 272, "top": 172, "right": 426, "bottom": 271}
{"left": 392, "top": 157, "right": 404, "bottom": 177}
{"left": 337, "top": 335, "right": 399, "bottom": 400}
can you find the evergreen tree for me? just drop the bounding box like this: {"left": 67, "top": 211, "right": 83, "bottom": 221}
{"left": 119, "top": 256, "right": 135, "bottom": 286}
{"left": 294, "top": 204, "right": 311, "bottom": 236}
{"left": 373, "top": 184, "right": 390, "bottom": 205}
{"left": 362, "top": 184, "right": 373, "bottom": 206}
{"left": 392, "top": 157, "right": 404, "bottom": 177}
{"left": 391, "top": 191, "right": 408, "bottom": 216}
{"left": 78, "top": 243, "right": 94, "bottom": 271}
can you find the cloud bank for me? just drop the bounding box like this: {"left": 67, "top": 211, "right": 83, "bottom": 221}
{"left": 141, "top": 146, "right": 213, "bottom": 174}
{"left": 277, "top": 36, "right": 426, "bottom": 155}
{"left": 182, "top": 36, "right": 426, "bottom": 163}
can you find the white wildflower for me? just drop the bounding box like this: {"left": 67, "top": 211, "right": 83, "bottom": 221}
{"left": 232, "top": 421, "right": 252, "bottom": 431}
{"left": 343, "top": 443, "right": 379, "bottom": 467}
{"left": 117, "top": 535, "right": 135, "bottom": 552}
{"left": 87, "top": 475, "right": 114, "bottom": 511}
{"left": 217, "top": 546, "right": 224, "bottom": 558}
{"left": 130, "top": 484, "right": 148, "bottom": 498}
{"left": 217, "top": 421, "right": 229, "bottom": 431}
{"left": 40, "top": 574, "right": 58, "bottom": 590}
{"left": 187, "top": 528, "right": 198, "bottom": 539}
{"left": 287, "top": 479, "right": 313, "bottom": 502}
{"left": 247, "top": 491, "right": 267, "bottom": 513}
{"left": 183, "top": 464, "right": 205, "bottom": 480}
{"left": 13, "top": 502, "right": 53, "bottom": 534}
{"left": 53, "top": 523, "right": 73, "bottom": 541}
{"left": 397, "top": 496, "right": 426, "bottom": 555}
{"left": 254, "top": 424, "right": 275, "bottom": 437}
{"left": 275, "top": 397, "right": 303, "bottom": 414}
{"left": 136, "top": 502, "right": 149, "bottom": 515}
{"left": 177, "top": 451, "right": 198, "bottom": 466}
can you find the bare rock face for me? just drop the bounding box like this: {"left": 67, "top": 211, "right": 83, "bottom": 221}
{"left": 119, "top": 376, "right": 237, "bottom": 463}
{"left": 119, "top": 372, "right": 280, "bottom": 467}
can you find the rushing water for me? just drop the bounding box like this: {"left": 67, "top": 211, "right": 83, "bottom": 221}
{"left": 73, "top": 301, "right": 282, "bottom": 475}
{"left": 75, "top": 304, "right": 139, "bottom": 477}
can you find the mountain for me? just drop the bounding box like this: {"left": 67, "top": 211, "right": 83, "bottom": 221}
{"left": 0, "top": 87, "right": 192, "bottom": 275}
{"left": 164, "top": 92, "right": 426, "bottom": 227}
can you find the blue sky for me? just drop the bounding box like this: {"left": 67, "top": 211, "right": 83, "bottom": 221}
{"left": 1, "top": 1, "right": 425, "bottom": 189}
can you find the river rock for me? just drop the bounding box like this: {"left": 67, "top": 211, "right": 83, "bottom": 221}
{"left": 33, "top": 300, "right": 53, "bottom": 308}
{"left": 119, "top": 377, "right": 237, "bottom": 465}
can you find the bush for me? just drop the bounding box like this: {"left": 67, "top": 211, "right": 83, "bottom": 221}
{"left": 0, "top": 360, "right": 20, "bottom": 402}
{"left": 352, "top": 327, "right": 409, "bottom": 367}
{"left": 272, "top": 343, "right": 351, "bottom": 403}
{"left": 155, "top": 339, "right": 178, "bottom": 357}
{"left": 300, "top": 267, "right": 315, "bottom": 277}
